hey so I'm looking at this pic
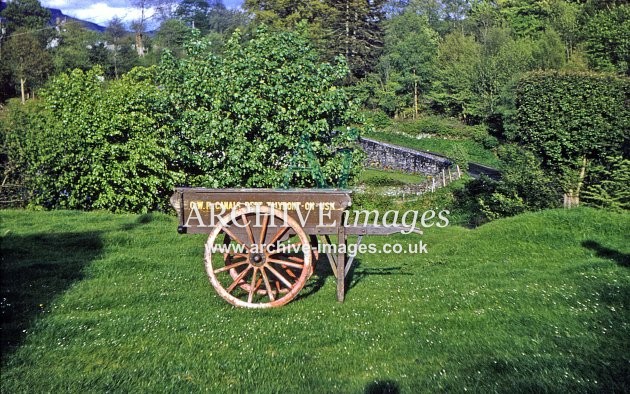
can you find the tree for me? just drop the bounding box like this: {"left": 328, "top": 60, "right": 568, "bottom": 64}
{"left": 532, "top": 28, "right": 566, "bottom": 70}
{"left": 105, "top": 17, "right": 137, "bottom": 78}
{"left": 52, "top": 21, "right": 98, "bottom": 73}
{"left": 88, "top": 42, "right": 111, "bottom": 71}
{"left": 430, "top": 31, "right": 482, "bottom": 119}
{"left": 151, "top": 0, "right": 181, "bottom": 21}
{"left": 244, "top": 0, "right": 333, "bottom": 27}
{"left": 0, "top": 0, "right": 52, "bottom": 101}
{"left": 175, "top": 0, "right": 211, "bottom": 33}
{"left": 380, "top": 11, "right": 438, "bottom": 118}
{"left": 329, "top": 0, "right": 386, "bottom": 80}
{"left": 496, "top": 0, "right": 552, "bottom": 36}
{"left": 581, "top": 4, "right": 629, "bottom": 75}
{"left": 0, "top": 0, "right": 50, "bottom": 35}
{"left": 154, "top": 19, "right": 192, "bottom": 57}
{"left": 582, "top": 156, "right": 630, "bottom": 211}
{"left": 466, "top": 0, "right": 502, "bottom": 45}
{"left": 158, "top": 27, "right": 363, "bottom": 188}
{"left": 4, "top": 30, "right": 52, "bottom": 103}
{"left": 549, "top": 0, "right": 581, "bottom": 62}
{"left": 243, "top": 0, "right": 336, "bottom": 61}
{"left": 131, "top": 0, "right": 150, "bottom": 57}
{"left": 130, "top": 0, "right": 177, "bottom": 57}
{"left": 244, "top": 0, "right": 386, "bottom": 78}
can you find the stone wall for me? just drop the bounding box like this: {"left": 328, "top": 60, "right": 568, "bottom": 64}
{"left": 358, "top": 137, "right": 451, "bottom": 175}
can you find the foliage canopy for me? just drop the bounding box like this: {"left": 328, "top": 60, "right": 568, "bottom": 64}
{"left": 158, "top": 27, "right": 363, "bottom": 189}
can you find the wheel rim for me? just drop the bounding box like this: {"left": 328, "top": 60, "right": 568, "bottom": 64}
{"left": 205, "top": 205, "right": 312, "bottom": 308}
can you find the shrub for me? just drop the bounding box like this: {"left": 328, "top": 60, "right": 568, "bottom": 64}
{"left": 361, "top": 109, "right": 392, "bottom": 130}
{"left": 582, "top": 156, "right": 630, "bottom": 211}
{"left": 158, "top": 27, "right": 363, "bottom": 189}
{"left": 456, "top": 145, "right": 562, "bottom": 223}
{"left": 13, "top": 67, "right": 180, "bottom": 213}
{"left": 510, "top": 71, "right": 629, "bottom": 199}
{"left": 0, "top": 98, "right": 48, "bottom": 207}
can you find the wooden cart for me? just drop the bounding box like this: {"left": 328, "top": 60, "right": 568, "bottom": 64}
{"left": 171, "top": 188, "right": 419, "bottom": 308}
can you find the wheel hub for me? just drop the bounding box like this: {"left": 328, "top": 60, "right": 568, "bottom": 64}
{"left": 250, "top": 252, "right": 266, "bottom": 267}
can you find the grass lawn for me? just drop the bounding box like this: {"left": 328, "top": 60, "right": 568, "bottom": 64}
{"left": 357, "top": 168, "right": 426, "bottom": 186}
{"left": 1, "top": 208, "right": 628, "bottom": 392}
{"left": 365, "top": 130, "right": 501, "bottom": 168}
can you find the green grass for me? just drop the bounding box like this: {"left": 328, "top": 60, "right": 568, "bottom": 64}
{"left": 357, "top": 168, "right": 426, "bottom": 187}
{"left": 366, "top": 130, "right": 501, "bottom": 168}
{"left": 1, "top": 208, "right": 629, "bottom": 392}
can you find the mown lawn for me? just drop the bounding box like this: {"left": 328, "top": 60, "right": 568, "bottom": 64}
{"left": 1, "top": 208, "right": 628, "bottom": 392}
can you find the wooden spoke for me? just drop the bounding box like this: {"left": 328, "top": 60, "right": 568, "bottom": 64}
{"left": 259, "top": 213, "right": 269, "bottom": 245}
{"left": 247, "top": 268, "right": 259, "bottom": 303}
{"left": 226, "top": 265, "right": 252, "bottom": 293}
{"left": 214, "top": 259, "right": 249, "bottom": 274}
{"left": 283, "top": 268, "right": 298, "bottom": 279}
{"left": 268, "top": 225, "right": 289, "bottom": 245}
{"left": 242, "top": 213, "right": 256, "bottom": 246}
{"left": 261, "top": 268, "right": 275, "bottom": 301}
{"left": 266, "top": 265, "right": 293, "bottom": 288}
{"left": 221, "top": 226, "right": 250, "bottom": 251}
{"left": 223, "top": 253, "right": 247, "bottom": 264}
{"left": 267, "top": 258, "right": 304, "bottom": 269}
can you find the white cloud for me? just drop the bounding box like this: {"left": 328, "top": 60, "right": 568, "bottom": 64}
{"left": 42, "top": 1, "right": 157, "bottom": 27}
{"left": 70, "top": 3, "right": 148, "bottom": 25}
{"left": 42, "top": 0, "right": 73, "bottom": 8}
{"left": 40, "top": 0, "right": 245, "bottom": 27}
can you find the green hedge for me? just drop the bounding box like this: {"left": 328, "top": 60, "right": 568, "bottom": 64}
{"left": 511, "top": 71, "right": 629, "bottom": 171}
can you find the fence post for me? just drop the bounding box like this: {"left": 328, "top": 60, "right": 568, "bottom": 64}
{"left": 442, "top": 169, "right": 446, "bottom": 186}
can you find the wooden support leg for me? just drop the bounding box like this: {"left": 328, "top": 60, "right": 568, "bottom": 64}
{"left": 336, "top": 227, "right": 346, "bottom": 302}
{"left": 322, "top": 235, "right": 338, "bottom": 278}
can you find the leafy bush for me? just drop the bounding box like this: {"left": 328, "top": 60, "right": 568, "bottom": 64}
{"left": 456, "top": 145, "right": 562, "bottom": 224}
{"left": 468, "top": 125, "right": 499, "bottom": 149}
{"left": 444, "top": 145, "right": 470, "bottom": 172}
{"left": 360, "top": 109, "right": 392, "bottom": 130}
{"left": 2, "top": 27, "right": 366, "bottom": 212}
{"left": 158, "top": 27, "right": 363, "bottom": 189}
{"left": 4, "top": 67, "right": 180, "bottom": 213}
{"left": 1, "top": 98, "right": 48, "bottom": 206}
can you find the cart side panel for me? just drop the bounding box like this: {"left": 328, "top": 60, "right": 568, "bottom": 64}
{"left": 171, "top": 188, "right": 352, "bottom": 235}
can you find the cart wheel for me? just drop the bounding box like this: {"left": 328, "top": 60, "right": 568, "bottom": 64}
{"left": 205, "top": 205, "right": 312, "bottom": 308}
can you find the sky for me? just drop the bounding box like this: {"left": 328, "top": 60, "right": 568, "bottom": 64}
{"left": 39, "top": 0, "right": 244, "bottom": 27}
